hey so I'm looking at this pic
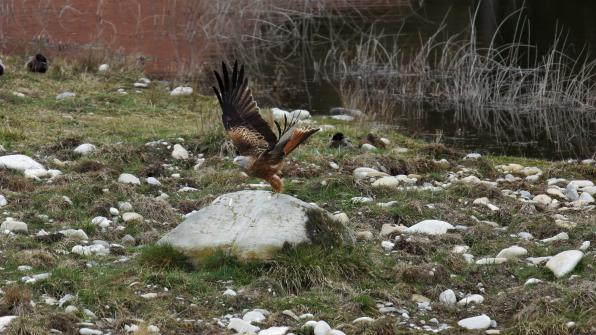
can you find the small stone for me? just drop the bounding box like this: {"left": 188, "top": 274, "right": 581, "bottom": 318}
{"left": 486, "top": 330, "right": 501, "bottom": 334}
{"left": 541, "top": 232, "right": 569, "bottom": 243}
{"left": 381, "top": 241, "right": 395, "bottom": 252}
{"left": 579, "top": 192, "right": 594, "bottom": 203}
{"left": 79, "top": 328, "right": 103, "bottom": 335}
{"left": 73, "top": 143, "right": 97, "bottom": 155}
{"left": 372, "top": 176, "right": 399, "bottom": 188}
{"left": 98, "top": 64, "right": 109, "bottom": 72}
{"left": 243, "top": 310, "right": 267, "bottom": 324}
{"left": 65, "top": 305, "right": 78, "bottom": 314}
{"left": 140, "top": 293, "right": 158, "bottom": 299}
{"left": 56, "top": 91, "right": 76, "bottom": 100}
{"left": 465, "top": 153, "right": 481, "bottom": 160}
{"left": 565, "top": 184, "right": 580, "bottom": 201}
{"left": 458, "top": 294, "right": 484, "bottom": 306}
{"left": 223, "top": 289, "right": 237, "bottom": 297}
{"left": 475, "top": 258, "right": 508, "bottom": 265}
{"left": 122, "top": 212, "right": 143, "bottom": 222}
{"left": 118, "top": 173, "right": 140, "bottom": 185}
{"left": 380, "top": 224, "right": 405, "bottom": 237}
{"left": 439, "top": 289, "right": 457, "bottom": 305}
{"left": 172, "top": 144, "right": 189, "bottom": 160}
{"left": 579, "top": 241, "right": 590, "bottom": 251}
{"left": 313, "top": 321, "right": 331, "bottom": 335}
{"left": 60, "top": 229, "right": 88, "bottom": 240}
{"left": 361, "top": 143, "right": 377, "bottom": 151}
{"left": 353, "top": 167, "right": 388, "bottom": 179}
{"left": 457, "top": 314, "right": 491, "bottom": 330}
{"left": 170, "top": 86, "right": 193, "bottom": 96}
{"left": 122, "top": 234, "right": 136, "bottom": 245}
{"left": 333, "top": 212, "right": 349, "bottom": 224}
{"left": 356, "top": 231, "right": 373, "bottom": 241}
{"left": 109, "top": 207, "right": 119, "bottom": 216}
{"left": 496, "top": 246, "right": 527, "bottom": 259}
{"left": 532, "top": 194, "right": 552, "bottom": 210}
{"left": 350, "top": 196, "right": 373, "bottom": 204}
{"left": 258, "top": 326, "right": 289, "bottom": 335}
{"left": 0, "top": 195, "right": 6, "bottom": 207}
{"left": 352, "top": 317, "right": 374, "bottom": 324}
{"left": 119, "top": 201, "right": 133, "bottom": 212}
{"left": 228, "top": 318, "right": 260, "bottom": 334}
{"left": 546, "top": 250, "right": 584, "bottom": 278}
{"left": 524, "top": 278, "right": 543, "bottom": 286}
{"left": 146, "top": 177, "right": 161, "bottom": 186}
{"left": 0, "top": 218, "right": 28, "bottom": 233}
{"left": 405, "top": 220, "right": 454, "bottom": 235}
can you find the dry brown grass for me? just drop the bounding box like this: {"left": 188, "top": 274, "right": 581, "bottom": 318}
{"left": 133, "top": 196, "right": 178, "bottom": 223}
{"left": 400, "top": 263, "right": 448, "bottom": 285}
{"left": 16, "top": 249, "right": 55, "bottom": 268}
{"left": 0, "top": 285, "right": 31, "bottom": 315}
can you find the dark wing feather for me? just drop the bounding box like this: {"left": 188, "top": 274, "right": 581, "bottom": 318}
{"left": 213, "top": 61, "right": 278, "bottom": 156}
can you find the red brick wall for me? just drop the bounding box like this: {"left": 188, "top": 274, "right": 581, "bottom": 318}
{"left": 0, "top": 0, "right": 407, "bottom": 76}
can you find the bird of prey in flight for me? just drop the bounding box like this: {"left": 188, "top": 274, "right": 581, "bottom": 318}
{"left": 213, "top": 61, "right": 319, "bottom": 192}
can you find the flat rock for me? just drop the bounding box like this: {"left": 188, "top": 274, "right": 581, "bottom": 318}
{"left": 228, "top": 318, "right": 260, "bottom": 334}
{"left": 476, "top": 257, "right": 508, "bottom": 265}
{"left": 439, "top": 289, "right": 457, "bottom": 305}
{"left": 545, "top": 250, "right": 583, "bottom": 278}
{"left": 0, "top": 316, "right": 17, "bottom": 332}
{"left": 170, "top": 86, "right": 193, "bottom": 96}
{"left": 258, "top": 326, "right": 289, "bottom": 335}
{"left": 458, "top": 294, "right": 484, "bottom": 306}
{"left": 380, "top": 224, "right": 405, "bottom": 237}
{"left": 372, "top": 176, "right": 400, "bottom": 188}
{"left": 496, "top": 246, "right": 527, "bottom": 259}
{"left": 329, "top": 107, "right": 364, "bottom": 118}
{"left": 159, "top": 190, "right": 354, "bottom": 261}
{"left": 353, "top": 167, "right": 388, "bottom": 179}
{"left": 458, "top": 314, "right": 491, "bottom": 330}
{"left": 0, "top": 154, "right": 45, "bottom": 172}
{"left": 118, "top": 173, "right": 140, "bottom": 185}
{"left": 405, "top": 220, "right": 454, "bottom": 235}
{"left": 56, "top": 91, "right": 76, "bottom": 100}
{"left": 0, "top": 219, "right": 28, "bottom": 233}
{"left": 172, "top": 144, "right": 189, "bottom": 160}
{"left": 122, "top": 212, "right": 143, "bottom": 222}
{"left": 73, "top": 143, "right": 97, "bottom": 155}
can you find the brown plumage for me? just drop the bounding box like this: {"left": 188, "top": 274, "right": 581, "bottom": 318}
{"left": 213, "top": 61, "right": 319, "bottom": 192}
{"left": 361, "top": 133, "right": 386, "bottom": 149}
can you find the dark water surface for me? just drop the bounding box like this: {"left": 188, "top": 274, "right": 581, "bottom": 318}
{"left": 253, "top": 0, "right": 596, "bottom": 159}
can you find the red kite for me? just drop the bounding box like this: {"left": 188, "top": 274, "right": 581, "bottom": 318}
{"left": 213, "top": 61, "right": 319, "bottom": 192}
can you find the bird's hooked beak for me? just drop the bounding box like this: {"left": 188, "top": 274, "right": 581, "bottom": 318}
{"left": 233, "top": 156, "right": 249, "bottom": 169}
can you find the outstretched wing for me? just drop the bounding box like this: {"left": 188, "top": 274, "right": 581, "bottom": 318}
{"left": 213, "top": 61, "right": 277, "bottom": 156}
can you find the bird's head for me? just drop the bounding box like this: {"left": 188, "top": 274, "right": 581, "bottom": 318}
{"left": 233, "top": 156, "right": 251, "bottom": 169}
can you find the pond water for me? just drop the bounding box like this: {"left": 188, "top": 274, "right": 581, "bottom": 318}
{"left": 250, "top": 0, "right": 596, "bottom": 159}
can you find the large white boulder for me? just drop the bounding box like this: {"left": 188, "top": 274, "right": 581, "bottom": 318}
{"left": 0, "top": 154, "right": 45, "bottom": 172}
{"left": 159, "top": 190, "right": 354, "bottom": 261}
{"left": 546, "top": 250, "right": 584, "bottom": 278}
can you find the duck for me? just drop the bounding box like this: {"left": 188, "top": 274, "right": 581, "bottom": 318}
{"left": 329, "top": 132, "right": 353, "bottom": 148}
{"left": 27, "top": 53, "right": 49, "bottom": 73}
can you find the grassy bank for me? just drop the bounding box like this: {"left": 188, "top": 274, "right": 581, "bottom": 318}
{"left": 0, "top": 57, "right": 594, "bottom": 334}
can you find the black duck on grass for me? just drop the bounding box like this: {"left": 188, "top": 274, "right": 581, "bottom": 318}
{"left": 27, "top": 53, "right": 49, "bottom": 73}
